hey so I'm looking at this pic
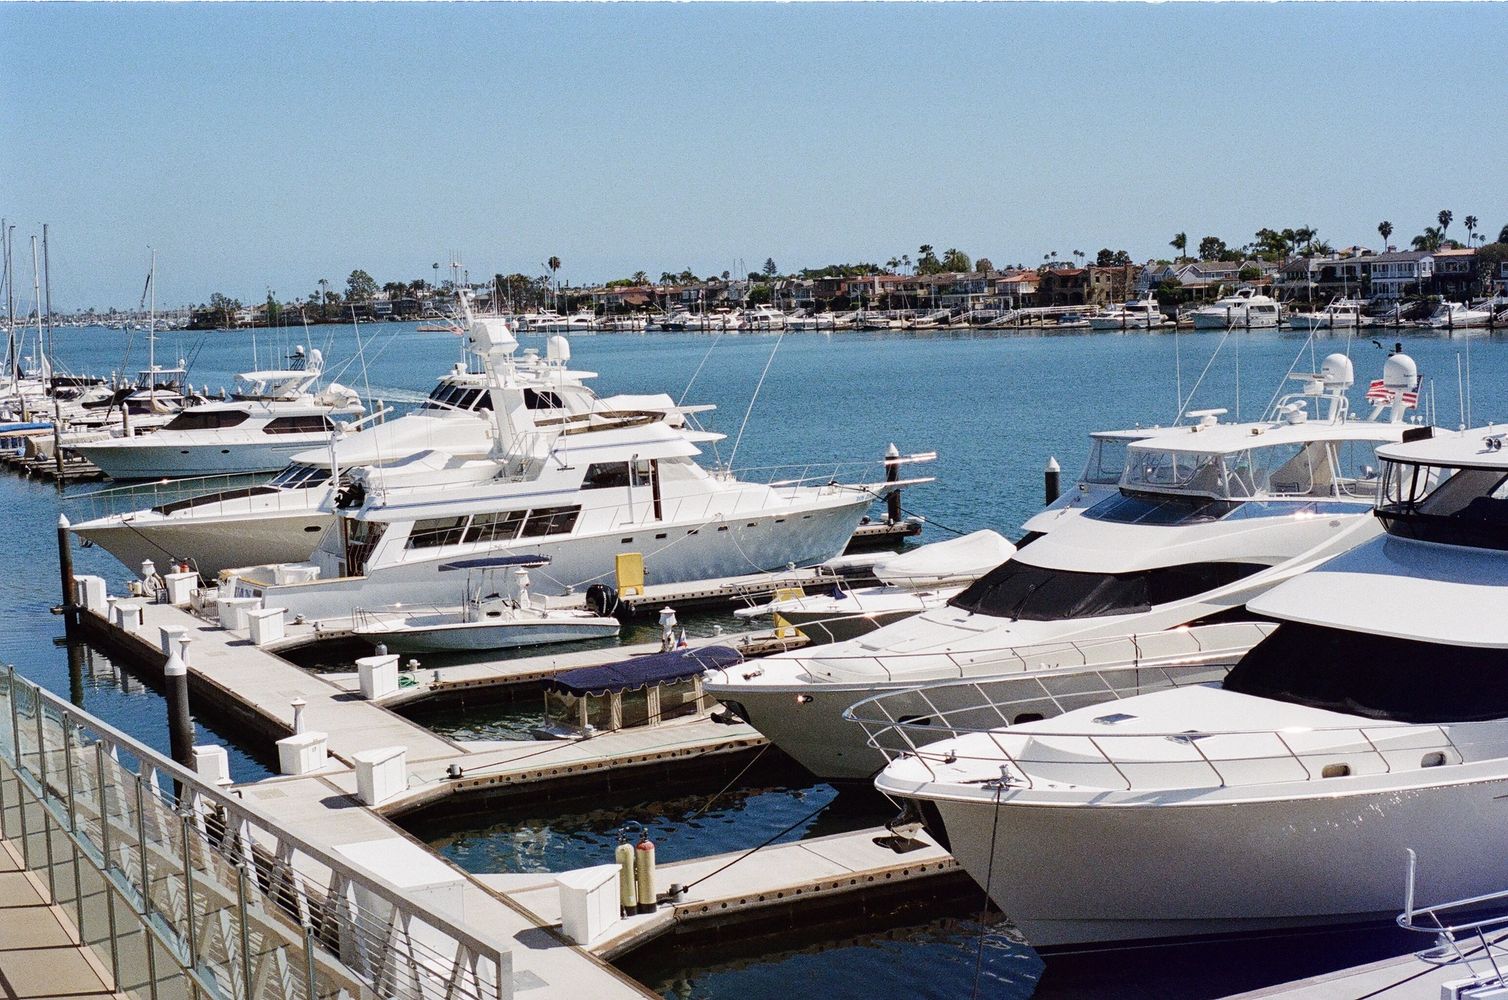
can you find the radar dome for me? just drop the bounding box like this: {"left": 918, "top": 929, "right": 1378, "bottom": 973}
{"left": 1320, "top": 353, "right": 1354, "bottom": 389}
{"left": 547, "top": 335, "right": 571, "bottom": 363}
{"left": 1383, "top": 352, "right": 1417, "bottom": 390}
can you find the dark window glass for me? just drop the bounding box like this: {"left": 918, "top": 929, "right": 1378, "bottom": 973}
{"left": 163, "top": 410, "right": 251, "bottom": 432}
{"left": 464, "top": 510, "right": 527, "bottom": 544}
{"left": 407, "top": 516, "right": 468, "bottom": 549}
{"left": 1086, "top": 491, "right": 1240, "bottom": 526}
{"left": 1224, "top": 622, "right": 1508, "bottom": 723}
{"left": 1377, "top": 464, "right": 1508, "bottom": 550}
{"left": 263, "top": 415, "right": 333, "bottom": 435}
{"left": 152, "top": 485, "right": 277, "bottom": 515}
{"left": 948, "top": 561, "right": 1264, "bottom": 621}
{"left": 520, "top": 506, "right": 580, "bottom": 537}
{"left": 582, "top": 462, "right": 632, "bottom": 490}
{"left": 524, "top": 388, "right": 564, "bottom": 410}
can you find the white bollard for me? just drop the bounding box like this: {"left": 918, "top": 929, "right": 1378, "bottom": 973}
{"left": 247, "top": 607, "right": 286, "bottom": 646}
{"left": 276, "top": 731, "right": 328, "bottom": 776}
{"left": 192, "top": 744, "right": 231, "bottom": 787}
{"left": 353, "top": 746, "right": 408, "bottom": 806}
{"left": 73, "top": 575, "right": 107, "bottom": 614}
{"left": 291, "top": 697, "right": 307, "bottom": 735}
{"left": 356, "top": 655, "right": 401, "bottom": 700}
{"left": 163, "top": 571, "right": 198, "bottom": 606}
{"left": 114, "top": 600, "right": 145, "bottom": 631}
{"left": 556, "top": 865, "right": 624, "bottom": 945}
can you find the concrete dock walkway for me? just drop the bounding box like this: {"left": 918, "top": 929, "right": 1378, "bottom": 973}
{"left": 0, "top": 839, "right": 122, "bottom": 1000}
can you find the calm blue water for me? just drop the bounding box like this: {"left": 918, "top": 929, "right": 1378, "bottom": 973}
{"left": 10, "top": 321, "right": 1505, "bottom": 999}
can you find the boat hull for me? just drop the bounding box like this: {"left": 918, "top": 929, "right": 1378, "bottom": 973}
{"left": 75, "top": 509, "right": 330, "bottom": 578}
{"left": 75, "top": 437, "right": 332, "bottom": 479}
{"left": 916, "top": 769, "right": 1508, "bottom": 949}
{"left": 356, "top": 618, "right": 619, "bottom": 653}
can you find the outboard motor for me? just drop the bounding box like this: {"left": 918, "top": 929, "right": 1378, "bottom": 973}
{"left": 586, "top": 583, "right": 619, "bottom": 618}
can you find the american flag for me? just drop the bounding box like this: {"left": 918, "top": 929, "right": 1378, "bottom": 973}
{"left": 1367, "top": 377, "right": 1421, "bottom": 408}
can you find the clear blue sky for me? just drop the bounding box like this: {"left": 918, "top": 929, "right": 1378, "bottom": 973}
{"left": 3, "top": 2, "right": 1505, "bottom": 309}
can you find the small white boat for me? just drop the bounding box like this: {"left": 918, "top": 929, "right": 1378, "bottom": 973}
{"left": 353, "top": 557, "right": 619, "bottom": 653}
{"left": 1088, "top": 294, "right": 1169, "bottom": 330}
{"left": 1287, "top": 296, "right": 1369, "bottom": 330}
{"left": 1190, "top": 287, "right": 1282, "bottom": 329}
{"left": 1425, "top": 300, "right": 1493, "bottom": 329}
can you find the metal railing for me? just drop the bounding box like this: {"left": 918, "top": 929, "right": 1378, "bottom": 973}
{"left": 1399, "top": 849, "right": 1508, "bottom": 983}
{"left": 848, "top": 668, "right": 1473, "bottom": 792}
{"left": 794, "top": 620, "right": 1276, "bottom": 686}
{"left": 65, "top": 472, "right": 279, "bottom": 521}
{"left": 0, "top": 665, "right": 508, "bottom": 1000}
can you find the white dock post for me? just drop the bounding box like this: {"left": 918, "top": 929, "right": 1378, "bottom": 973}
{"left": 192, "top": 744, "right": 231, "bottom": 787}
{"left": 216, "top": 596, "right": 261, "bottom": 631}
{"left": 73, "top": 575, "right": 107, "bottom": 614}
{"left": 158, "top": 625, "right": 189, "bottom": 659}
{"left": 163, "top": 571, "right": 198, "bottom": 606}
{"left": 276, "top": 731, "right": 328, "bottom": 776}
{"left": 291, "top": 697, "right": 307, "bottom": 734}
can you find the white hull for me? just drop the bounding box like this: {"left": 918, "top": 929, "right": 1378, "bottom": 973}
{"left": 76, "top": 507, "right": 329, "bottom": 578}
{"left": 355, "top": 616, "right": 619, "bottom": 653}
{"left": 75, "top": 436, "right": 332, "bottom": 479}
{"left": 1190, "top": 312, "right": 1281, "bottom": 329}
{"left": 917, "top": 766, "right": 1508, "bottom": 948}
{"left": 239, "top": 497, "right": 871, "bottom": 623}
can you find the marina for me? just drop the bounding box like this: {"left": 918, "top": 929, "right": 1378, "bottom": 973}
{"left": 5, "top": 1, "right": 1506, "bottom": 994}
{"left": 4, "top": 320, "right": 1508, "bottom": 1000}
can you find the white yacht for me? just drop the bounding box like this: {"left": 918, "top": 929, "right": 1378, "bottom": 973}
{"left": 1189, "top": 288, "right": 1282, "bottom": 329}
{"left": 228, "top": 318, "right": 926, "bottom": 623}
{"left": 68, "top": 358, "right": 517, "bottom": 577}
{"left": 1425, "top": 300, "right": 1493, "bottom": 329}
{"left": 706, "top": 352, "right": 1428, "bottom": 780}
{"left": 1088, "top": 294, "right": 1170, "bottom": 330}
{"left": 735, "top": 304, "right": 790, "bottom": 331}
{"left": 74, "top": 349, "right": 363, "bottom": 479}
{"left": 1286, "top": 295, "right": 1369, "bottom": 331}
{"left": 874, "top": 424, "right": 1508, "bottom": 949}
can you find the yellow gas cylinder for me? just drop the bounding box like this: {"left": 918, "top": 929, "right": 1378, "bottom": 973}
{"left": 635, "top": 831, "right": 657, "bottom": 914}
{"left": 615, "top": 834, "right": 637, "bottom": 917}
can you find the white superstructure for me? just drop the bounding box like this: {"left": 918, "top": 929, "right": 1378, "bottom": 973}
{"left": 1189, "top": 287, "right": 1282, "bottom": 329}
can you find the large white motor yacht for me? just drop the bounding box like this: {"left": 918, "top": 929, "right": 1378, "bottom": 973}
{"left": 1425, "top": 300, "right": 1493, "bottom": 329}
{"left": 1189, "top": 288, "right": 1282, "bottom": 329}
{"left": 74, "top": 348, "right": 363, "bottom": 479}
{"left": 706, "top": 352, "right": 1429, "bottom": 780}
{"left": 228, "top": 318, "right": 926, "bottom": 623}
{"left": 874, "top": 423, "right": 1508, "bottom": 949}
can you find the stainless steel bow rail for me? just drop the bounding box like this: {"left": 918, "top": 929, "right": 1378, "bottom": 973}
{"left": 1398, "top": 848, "right": 1508, "bottom": 990}
{"left": 843, "top": 665, "right": 1470, "bottom": 791}
{"left": 0, "top": 664, "right": 509, "bottom": 1000}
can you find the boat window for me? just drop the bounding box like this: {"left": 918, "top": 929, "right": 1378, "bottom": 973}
{"left": 524, "top": 388, "right": 565, "bottom": 410}
{"left": 520, "top": 506, "right": 581, "bottom": 537}
{"left": 581, "top": 462, "right": 633, "bottom": 490}
{"left": 263, "top": 415, "right": 333, "bottom": 435}
{"left": 1224, "top": 622, "right": 1508, "bottom": 723}
{"left": 407, "top": 515, "right": 469, "bottom": 549}
{"left": 151, "top": 485, "right": 278, "bottom": 516}
{"left": 464, "top": 510, "right": 527, "bottom": 544}
{"left": 162, "top": 410, "right": 251, "bottom": 432}
{"left": 1124, "top": 449, "right": 1225, "bottom": 495}
{"left": 1376, "top": 462, "right": 1508, "bottom": 550}
{"left": 1332, "top": 440, "right": 1384, "bottom": 499}
{"left": 269, "top": 464, "right": 332, "bottom": 489}
{"left": 947, "top": 560, "right": 1264, "bottom": 620}
{"left": 1086, "top": 491, "right": 1240, "bottom": 525}
{"left": 1083, "top": 437, "right": 1133, "bottom": 485}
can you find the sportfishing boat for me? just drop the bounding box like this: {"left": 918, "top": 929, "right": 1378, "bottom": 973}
{"left": 1286, "top": 295, "right": 1369, "bottom": 331}
{"left": 874, "top": 423, "right": 1508, "bottom": 949}
{"left": 1088, "top": 294, "right": 1169, "bottom": 330}
{"left": 706, "top": 351, "right": 1430, "bottom": 780}
{"left": 1189, "top": 288, "right": 1282, "bottom": 329}
{"left": 734, "top": 529, "right": 1014, "bottom": 644}
{"left": 74, "top": 347, "right": 364, "bottom": 479}
{"left": 353, "top": 556, "right": 619, "bottom": 653}
{"left": 227, "top": 316, "right": 929, "bottom": 623}
{"left": 70, "top": 319, "right": 599, "bottom": 577}
{"left": 1424, "top": 300, "right": 1493, "bottom": 329}
{"left": 735, "top": 304, "right": 790, "bottom": 331}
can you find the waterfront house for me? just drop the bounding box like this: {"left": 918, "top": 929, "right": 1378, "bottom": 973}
{"left": 1088, "top": 264, "right": 1140, "bottom": 306}
{"left": 1432, "top": 248, "right": 1478, "bottom": 300}
{"left": 1137, "top": 262, "right": 1178, "bottom": 294}
{"left": 991, "top": 270, "right": 1040, "bottom": 308}
{"left": 1368, "top": 251, "right": 1435, "bottom": 302}
{"left": 1039, "top": 267, "right": 1089, "bottom": 307}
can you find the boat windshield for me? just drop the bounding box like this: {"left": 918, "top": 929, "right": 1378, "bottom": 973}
{"left": 1223, "top": 621, "right": 1508, "bottom": 723}
{"left": 1083, "top": 437, "right": 1135, "bottom": 485}
{"left": 1376, "top": 461, "right": 1508, "bottom": 550}
{"left": 269, "top": 464, "right": 333, "bottom": 490}
{"left": 1124, "top": 440, "right": 1365, "bottom": 500}
{"left": 947, "top": 560, "right": 1264, "bottom": 621}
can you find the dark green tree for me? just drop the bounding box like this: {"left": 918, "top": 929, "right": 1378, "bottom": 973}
{"left": 345, "top": 269, "right": 377, "bottom": 302}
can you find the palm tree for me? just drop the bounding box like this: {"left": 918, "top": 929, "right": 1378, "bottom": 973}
{"left": 632, "top": 270, "right": 648, "bottom": 285}
{"left": 1170, "top": 232, "right": 1188, "bottom": 261}
{"left": 1437, "top": 210, "right": 1453, "bottom": 240}
{"left": 1377, "top": 221, "right": 1393, "bottom": 251}
{"left": 1464, "top": 215, "right": 1479, "bottom": 246}
{"left": 886, "top": 257, "right": 900, "bottom": 274}
{"left": 1412, "top": 227, "right": 1444, "bottom": 252}
{"left": 547, "top": 256, "right": 561, "bottom": 310}
{"left": 901, "top": 254, "right": 912, "bottom": 274}
{"left": 317, "top": 278, "right": 330, "bottom": 317}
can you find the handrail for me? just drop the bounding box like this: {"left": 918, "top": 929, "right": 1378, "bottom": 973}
{"left": 0, "top": 665, "right": 507, "bottom": 1000}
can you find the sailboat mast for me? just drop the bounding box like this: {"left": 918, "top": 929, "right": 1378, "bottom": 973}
{"left": 43, "top": 225, "right": 65, "bottom": 476}
{"left": 147, "top": 249, "right": 157, "bottom": 410}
